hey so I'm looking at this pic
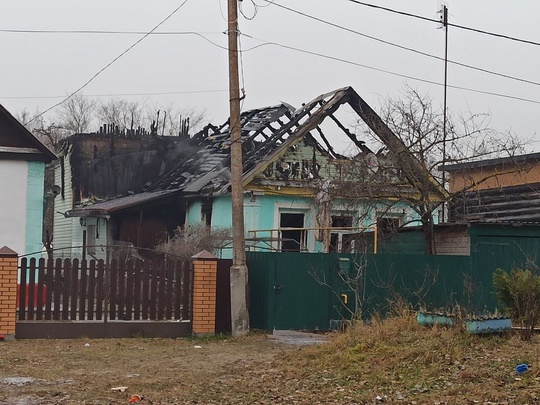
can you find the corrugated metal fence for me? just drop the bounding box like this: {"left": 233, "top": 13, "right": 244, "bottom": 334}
{"left": 247, "top": 252, "right": 476, "bottom": 331}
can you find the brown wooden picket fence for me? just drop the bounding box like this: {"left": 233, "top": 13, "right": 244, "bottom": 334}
{"left": 18, "top": 257, "right": 192, "bottom": 322}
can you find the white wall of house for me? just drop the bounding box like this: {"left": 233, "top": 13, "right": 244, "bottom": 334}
{"left": 0, "top": 159, "right": 46, "bottom": 258}
{"left": 0, "top": 160, "right": 28, "bottom": 255}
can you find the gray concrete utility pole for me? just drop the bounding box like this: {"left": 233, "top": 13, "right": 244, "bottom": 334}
{"left": 227, "top": 0, "right": 249, "bottom": 336}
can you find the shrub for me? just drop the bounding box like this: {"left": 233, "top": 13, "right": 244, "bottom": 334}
{"left": 154, "top": 224, "right": 232, "bottom": 260}
{"left": 492, "top": 268, "right": 540, "bottom": 341}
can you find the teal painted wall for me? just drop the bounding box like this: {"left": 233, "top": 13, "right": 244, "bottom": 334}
{"left": 211, "top": 197, "right": 232, "bottom": 227}
{"left": 185, "top": 193, "right": 427, "bottom": 257}
{"left": 25, "top": 161, "right": 45, "bottom": 259}
{"left": 186, "top": 200, "right": 203, "bottom": 225}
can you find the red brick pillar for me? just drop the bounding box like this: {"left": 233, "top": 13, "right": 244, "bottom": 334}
{"left": 191, "top": 250, "right": 218, "bottom": 336}
{"left": 0, "top": 246, "right": 18, "bottom": 340}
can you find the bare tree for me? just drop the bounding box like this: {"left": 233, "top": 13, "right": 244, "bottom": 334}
{"left": 347, "top": 85, "right": 529, "bottom": 254}
{"left": 17, "top": 109, "right": 67, "bottom": 152}
{"left": 57, "top": 93, "right": 96, "bottom": 134}
{"left": 97, "top": 98, "right": 144, "bottom": 132}
{"left": 19, "top": 95, "right": 206, "bottom": 148}
{"left": 143, "top": 103, "right": 206, "bottom": 136}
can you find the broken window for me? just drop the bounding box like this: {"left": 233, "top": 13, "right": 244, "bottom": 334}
{"left": 376, "top": 216, "right": 401, "bottom": 241}
{"left": 329, "top": 215, "right": 359, "bottom": 253}
{"left": 280, "top": 213, "right": 305, "bottom": 252}
{"left": 201, "top": 201, "right": 213, "bottom": 226}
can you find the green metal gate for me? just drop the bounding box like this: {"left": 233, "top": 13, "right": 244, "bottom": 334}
{"left": 248, "top": 252, "right": 356, "bottom": 330}
{"left": 247, "top": 252, "right": 472, "bottom": 331}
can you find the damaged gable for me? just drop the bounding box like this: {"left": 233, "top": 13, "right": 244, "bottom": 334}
{"left": 143, "top": 86, "right": 445, "bottom": 202}
{"left": 243, "top": 87, "right": 446, "bottom": 201}
{"left": 64, "top": 86, "right": 446, "bottom": 205}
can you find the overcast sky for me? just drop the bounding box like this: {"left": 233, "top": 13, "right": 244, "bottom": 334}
{"left": 1, "top": 0, "right": 539, "bottom": 151}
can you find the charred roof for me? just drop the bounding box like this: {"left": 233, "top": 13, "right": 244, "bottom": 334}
{"left": 64, "top": 87, "right": 446, "bottom": 209}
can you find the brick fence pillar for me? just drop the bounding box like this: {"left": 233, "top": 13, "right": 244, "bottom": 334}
{"left": 191, "top": 250, "right": 218, "bottom": 336}
{"left": 0, "top": 246, "right": 18, "bottom": 340}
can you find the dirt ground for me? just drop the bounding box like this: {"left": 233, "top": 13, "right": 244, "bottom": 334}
{"left": 0, "top": 333, "right": 302, "bottom": 405}
{"left": 3, "top": 324, "right": 540, "bottom": 405}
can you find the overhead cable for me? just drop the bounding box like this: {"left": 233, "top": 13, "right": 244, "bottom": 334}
{"left": 263, "top": 1, "right": 540, "bottom": 88}
{"left": 26, "top": 0, "right": 191, "bottom": 124}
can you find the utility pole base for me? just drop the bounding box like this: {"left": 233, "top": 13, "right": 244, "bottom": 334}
{"left": 230, "top": 264, "right": 249, "bottom": 336}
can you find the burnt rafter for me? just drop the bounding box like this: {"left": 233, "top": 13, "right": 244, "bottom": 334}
{"left": 345, "top": 89, "right": 446, "bottom": 199}
{"left": 91, "top": 86, "right": 446, "bottom": 200}
{"left": 328, "top": 113, "right": 371, "bottom": 154}
{"left": 242, "top": 89, "right": 350, "bottom": 185}
{"left": 314, "top": 125, "right": 344, "bottom": 160}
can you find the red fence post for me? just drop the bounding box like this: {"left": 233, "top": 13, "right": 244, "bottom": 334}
{"left": 0, "top": 246, "right": 18, "bottom": 340}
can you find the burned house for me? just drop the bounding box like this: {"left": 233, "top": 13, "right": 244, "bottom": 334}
{"left": 52, "top": 87, "right": 445, "bottom": 259}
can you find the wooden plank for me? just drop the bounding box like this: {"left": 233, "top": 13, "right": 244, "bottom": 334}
{"left": 117, "top": 261, "right": 126, "bottom": 320}
{"left": 70, "top": 259, "right": 79, "bottom": 320}
{"left": 182, "top": 261, "right": 192, "bottom": 320}
{"left": 157, "top": 261, "right": 166, "bottom": 320}
{"left": 149, "top": 261, "right": 158, "bottom": 320}
{"left": 109, "top": 260, "right": 118, "bottom": 320}
{"left": 165, "top": 261, "right": 173, "bottom": 320}
{"left": 79, "top": 259, "right": 88, "bottom": 321}
{"left": 53, "top": 259, "right": 63, "bottom": 320}
{"left": 96, "top": 260, "right": 105, "bottom": 320}
{"left": 133, "top": 260, "right": 142, "bottom": 320}
{"left": 142, "top": 261, "right": 150, "bottom": 320}
{"left": 125, "top": 260, "right": 134, "bottom": 321}
{"left": 62, "top": 259, "right": 71, "bottom": 320}
{"left": 44, "top": 259, "right": 54, "bottom": 320}
{"left": 173, "top": 261, "right": 182, "bottom": 320}
{"left": 87, "top": 260, "right": 96, "bottom": 320}
{"left": 27, "top": 258, "right": 37, "bottom": 320}
{"left": 36, "top": 258, "right": 46, "bottom": 320}
{"left": 19, "top": 258, "right": 27, "bottom": 321}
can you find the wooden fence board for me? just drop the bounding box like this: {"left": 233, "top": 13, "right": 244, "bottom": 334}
{"left": 18, "top": 258, "right": 192, "bottom": 324}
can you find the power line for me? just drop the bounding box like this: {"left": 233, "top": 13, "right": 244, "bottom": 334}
{"left": 246, "top": 39, "right": 540, "bottom": 105}
{"left": 7, "top": 3, "right": 540, "bottom": 48}
{"left": 7, "top": 37, "right": 540, "bottom": 106}
{"left": 0, "top": 28, "right": 219, "bottom": 35}
{"left": 4, "top": 16, "right": 539, "bottom": 87}
{"left": 1, "top": 89, "right": 229, "bottom": 100}
{"left": 27, "top": 0, "right": 191, "bottom": 124}
{"left": 341, "top": 0, "right": 540, "bottom": 47}
{"left": 6, "top": 1, "right": 539, "bottom": 110}
{"left": 263, "top": 1, "right": 540, "bottom": 88}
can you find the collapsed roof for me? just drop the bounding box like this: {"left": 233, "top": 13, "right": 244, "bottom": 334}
{"left": 145, "top": 86, "right": 445, "bottom": 197}
{"left": 67, "top": 86, "right": 446, "bottom": 216}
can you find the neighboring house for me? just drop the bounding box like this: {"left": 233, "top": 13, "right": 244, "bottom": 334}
{"left": 375, "top": 152, "right": 540, "bottom": 256}
{"left": 53, "top": 87, "right": 445, "bottom": 260}
{"left": 444, "top": 152, "right": 540, "bottom": 223}
{"left": 0, "top": 104, "right": 56, "bottom": 258}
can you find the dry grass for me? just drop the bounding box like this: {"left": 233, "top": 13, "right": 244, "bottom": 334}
{"left": 2, "top": 314, "right": 540, "bottom": 404}
{"left": 283, "top": 313, "right": 540, "bottom": 404}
